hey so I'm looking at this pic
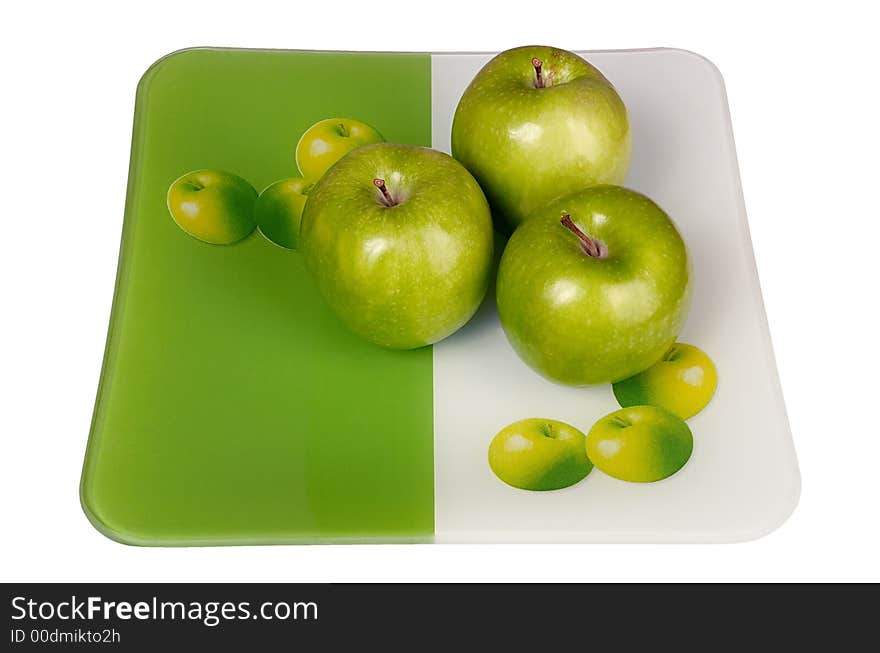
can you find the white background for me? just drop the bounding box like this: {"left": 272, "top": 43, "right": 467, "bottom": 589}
{"left": 1, "top": 1, "right": 878, "bottom": 582}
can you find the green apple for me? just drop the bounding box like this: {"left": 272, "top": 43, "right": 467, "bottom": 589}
{"left": 488, "top": 418, "right": 593, "bottom": 491}
{"left": 496, "top": 185, "right": 691, "bottom": 385}
{"left": 295, "top": 118, "right": 384, "bottom": 179}
{"left": 255, "top": 177, "right": 314, "bottom": 249}
{"left": 586, "top": 406, "right": 693, "bottom": 483}
{"left": 300, "top": 142, "right": 494, "bottom": 349}
{"left": 452, "top": 45, "right": 631, "bottom": 232}
{"left": 166, "top": 170, "right": 257, "bottom": 245}
{"left": 613, "top": 343, "right": 717, "bottom": 419}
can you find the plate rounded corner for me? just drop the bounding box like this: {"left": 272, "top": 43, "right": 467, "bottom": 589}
{"left": 79, "top": 479, "right": 154, "bottom": 547}
{"left": 724, "top": 469, "right": 801, "bottom": 544}
{"left": 136, "top": 46, "right": 215, "bottom": 97}
{"left": 655, "top": 47, "right": 728, "bottom": 91}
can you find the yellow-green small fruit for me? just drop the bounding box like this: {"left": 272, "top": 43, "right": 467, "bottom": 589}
{"left": 295, "top": 118, "right": 384, "bottom": 179}
{"left": 488, "top": 418, "right": 593, "bottom": 491}
{"left": 586, "top": 406, "right": 693, "bottom": 483}
{"left": 613, "top": 343, "right": 717, "bottom": 419}
{"left": 255, "top": 177, "right": 314, "bottom": 249}
{"left": 167, "top": 170, "right": 257, "bottom": 245}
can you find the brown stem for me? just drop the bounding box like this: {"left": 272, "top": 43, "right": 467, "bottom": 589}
{"left": 662, "top": 344, "right": 681, "bottom": 362}
{"left": 531, "top": 57, "right": 545, "bottom": 88}
{"left": 560, "top": 214, "right": 602, "bottom": 258}
{"left": 373, "top": 178, "right": 395, "bottom": 206}
{"left": 337, "top": 122, "right": 349, "bottom": 137}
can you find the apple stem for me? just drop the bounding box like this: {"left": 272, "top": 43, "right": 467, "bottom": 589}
{"left": 560, "top": 214, "right": 604, "bottom": 258}
{"left": 531, "top": 57, "right": 545, "bottom": 88}
{"left": 373, "top": 178, "right": 396, "bottom": 207}
{"left": 338, "top": 122, "right": 349, "bottom": 137}
{"left": 663, "top": 344, "right": 680, "bottom": 362}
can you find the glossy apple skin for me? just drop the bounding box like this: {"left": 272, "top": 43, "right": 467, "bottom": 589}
{"left": 255, "top": 177, "right": 314, "bottom": 249}
{"left": 587, "top": 406, "right": 693, "bottom": 483}
{"left": 300, "top": 143, "right": 494, "bottom": 349}
{"left": 166, "top": 170, "right": 257, "bottom": 245}
{"left": 452, "top": 45, "right": 631, "bottom": 232}
{"left": 295, "top": 118, "right": 384, "bottom": 179}
{"left": 496, "top": 185, "right": 691, "bottom": 385}
{"left": 489, "top": 418, "right": 593, "bottom": 491}
{"left": 613, "top": 343, "right": 717, "bottom": 419}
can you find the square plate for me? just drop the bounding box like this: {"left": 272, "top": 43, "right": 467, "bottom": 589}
{"left": 81, "top": 48, "right": 799, "bottom": 545}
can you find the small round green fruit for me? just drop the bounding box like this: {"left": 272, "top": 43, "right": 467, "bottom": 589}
{"left": 452, "top": 46, "right": 631, "bottom": 232}
{"left": 166, "top": 169, "right": 257, "bottom": 245}
{"left": 496, "top": 185, "right": 691, "bottom": 385}
{"left": 613, "top": 343, "right": 717, "bottom": 419}
{"left": 586, "top": 406, "right": 693, "bottom": 483}
{"left": 488, "top": 418, "right": 593, "bottom": 491}
{"left": 255, "top": 177, "right": 314, "bottom": 249}
{"left": 295, "top": 118, "right": 384, "bottom": 179}
{"left": 300, "top": 143, "right": 494, "bottom": 350}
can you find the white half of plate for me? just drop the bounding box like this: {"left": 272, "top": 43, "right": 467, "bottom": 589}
{"left": 430, "top": 49, "right": 800, "bottom": 543}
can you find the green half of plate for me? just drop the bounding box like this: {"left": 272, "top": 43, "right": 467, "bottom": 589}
{"left": 81, "top": 48, "right": 435, "bottom": 545}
